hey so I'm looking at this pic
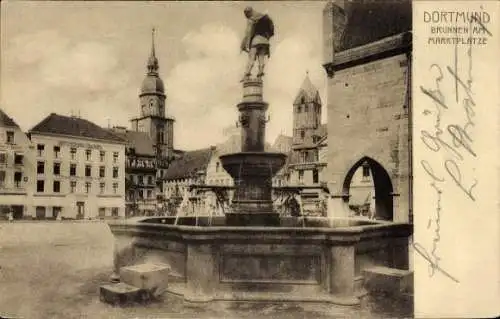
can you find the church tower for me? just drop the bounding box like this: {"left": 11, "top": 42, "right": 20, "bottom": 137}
{"left": 292, "top": 72, "right": 322, "bottom": 145}
{"left": 130, "top": 28, "right": 175, "bottom": 159}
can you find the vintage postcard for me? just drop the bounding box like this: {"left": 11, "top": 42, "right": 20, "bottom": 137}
{"left": 0, "top": 1, "right": 498, "bottom": 318}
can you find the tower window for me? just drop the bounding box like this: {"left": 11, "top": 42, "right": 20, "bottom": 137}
{"left": 300, "top": 130, "right": 305, "bottom": 139}
{"left": 304, "top": 104, "right": 308, "bottom": 112}
{"left": 157, "top": 128, "right": 164, "bottom": 144}
{"left": 297, "top": 105, "right": 302, "bottom": 113}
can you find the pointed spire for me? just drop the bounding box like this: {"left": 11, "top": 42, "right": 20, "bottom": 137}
{"left": 293, "top": 71, "right": 319, "bottom": 105}
{"left": 147, "top": 27, "right": 159, "bottom": 74}
{"left": 151, "top": 27, "right": 156, "bottom": 58}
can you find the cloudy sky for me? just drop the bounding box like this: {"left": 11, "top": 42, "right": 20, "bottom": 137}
{"left": 1, "top": 1, "right": 327, "bottom": 151}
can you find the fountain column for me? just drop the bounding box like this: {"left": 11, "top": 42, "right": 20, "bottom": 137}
{"left": 220, "top": 78, "right": 286, "bottom": 226}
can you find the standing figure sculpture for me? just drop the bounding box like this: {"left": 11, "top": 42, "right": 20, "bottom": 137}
{"left": 240, "top": 7, "right": 275, "bottom": 82}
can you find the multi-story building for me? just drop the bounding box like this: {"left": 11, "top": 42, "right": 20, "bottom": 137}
{"left": 163, "top": 147, "right": 216, "bottom": 216}
{"left": 0, "top": 109, "right": 35, "bottom": 219}
{"left": 129, "top": 29, "right": 176, "bottom": 186}
{"left": 108, "top": 126, "right": 157, "bottom": 216}
{"left": 27, "top": 113, "right": 127, "bottom": 219}
{"left": 284, "top": 74, "right": 329, "bottom": 215}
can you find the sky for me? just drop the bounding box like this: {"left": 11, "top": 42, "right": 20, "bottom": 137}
{"left": 1, "top": 1, "right": 328, "bottom": 151}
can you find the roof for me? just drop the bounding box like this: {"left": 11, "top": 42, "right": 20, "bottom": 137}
{"left": 107, "top": 128, "right": 155, "bottom": 156}
{"left": 164, "top": 147, "right": 215, "bottom": 180}
{"left": 29, "top": 113, "right": 126, "bottom": 143}
{"left": 337, "top": 0, "right": 412, "bottom": 52}
{"left": 0, "top": 108, "right": 19, "bottom": 128}
{"left": 293, "top": 74, "right": 321, "bottom": 105}
{"left": 141, "top": 75, "right": 165, "bottom": 95}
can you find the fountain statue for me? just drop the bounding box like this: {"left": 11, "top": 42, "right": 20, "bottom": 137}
{"left": 106, "top": 8, "right": 412, "bottom": 306}
{"left": 220, "top": 7, "right": 285, "bottom": 226}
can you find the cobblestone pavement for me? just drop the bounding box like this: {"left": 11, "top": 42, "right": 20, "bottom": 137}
{"left": 0, "top": 222, "right": 412, "bottom": 319}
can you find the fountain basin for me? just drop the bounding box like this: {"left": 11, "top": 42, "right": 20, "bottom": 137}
{"left": 220, "top": 152, "right": 287, "bottom": 226}
{"left": 108, "top": 217, "right": 412, "bottom": 305}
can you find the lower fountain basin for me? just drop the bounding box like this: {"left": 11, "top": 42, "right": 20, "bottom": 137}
{"left": 108, "top": 217, "right": 412, "bottom": 305}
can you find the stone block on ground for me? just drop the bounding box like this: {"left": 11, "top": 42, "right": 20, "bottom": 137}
{"left": 362, "top": 266, "right": 413, "bottom": 295}
{"left": 99, "top": 282, "right": 146, "bottom": 306}
{"left": 119, "top": 263, "right": 170, "bottom": 297}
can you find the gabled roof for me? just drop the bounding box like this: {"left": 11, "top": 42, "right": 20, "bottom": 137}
{"left": 107, "top": 128, "right": 155, "bottom": 156}
{"left": 0, "top": 108, "right": 19, "bottom": 128}
{"left": 29, "top": 113, "right": 126, "bottom": 143}
{"left": 293, "top": 74, "right": 321, "bottom": 105}
{"left": 164, "top": 147, "right": 215, "bottom": 181}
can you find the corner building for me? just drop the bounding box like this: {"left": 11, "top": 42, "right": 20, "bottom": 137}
{"left": 0, "top": 109, "right": 35, "bottom": 219}
{"left": 27, "top": 113, "right": 127, "bottom": 219}
{"left": 322, "top": 0, "right": 412, "bottom": 222}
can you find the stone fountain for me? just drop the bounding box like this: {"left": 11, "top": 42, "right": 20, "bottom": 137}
{"left": 221, "top": 78, "right": 286, "bottom": 227}
{"left": 106, "top": 8, "right": 412, "bottom": 306}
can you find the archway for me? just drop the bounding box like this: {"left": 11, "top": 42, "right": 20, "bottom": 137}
{"left": 342, "top": 157, "right": 393, "bottom": 221}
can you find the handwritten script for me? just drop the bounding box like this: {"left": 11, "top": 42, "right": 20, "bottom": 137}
{"left": 414, "top": 16, "right": 491, "bottom": 283}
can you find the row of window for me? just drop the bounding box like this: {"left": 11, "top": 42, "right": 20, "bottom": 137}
{"left": 296, "top": 103, "right": 320, "bottom": 114}
{"left": 297, "top": 169, "right": 320, "bottom": 184}
{"left": 0, "top": 153, "right": 24, "bottom": 165}
{"left": 0, "top": 170, "right": 23, "bottom": 187}
{"left": 127, "top": 189, "right": 154, "bottom": 200}
{"left": 128, "top": 174, "right": 155, "bottom": 185}
{"left": 36, "top": 162, "right": 119, "bottom": 178}
{"left": 98, "top": 207, "right": 120, "bottom": 217}
{"left": 36, "top": 144, "right": 119, "bottom": 162}
{"left": 36, "top": 179, "right": 119, "bottom": 194}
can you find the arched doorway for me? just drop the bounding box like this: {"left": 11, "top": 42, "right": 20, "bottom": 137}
{"left": 342, "top": 157, "right": 393, "bottom": 221}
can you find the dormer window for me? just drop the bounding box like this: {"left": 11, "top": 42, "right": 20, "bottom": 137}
{"left": 304, "top": 104, "right": 308, "bottom": 112}
{"left": 301, "top": 96, "right": 305, "bottom": 104}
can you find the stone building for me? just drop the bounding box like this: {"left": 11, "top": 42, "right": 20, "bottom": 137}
{"left": 129, "top": 29, "right": 177, "bottom": 189}
{"left": 0, "top": 109, "right": 35, "bottom": 219}
{"left": 280, "top": 74, "right": 329, "bottom": 215}
{"left": 163, "top": 147, "right": 216, "bottom": 216}
{"left": 108, "top": 126, "right": 157, "bottom": 216}
{"left": 27, "top": 113, "right": 127, "bottom": 219}
{"left": 322, "top": 0, "right": 412, "bottom": 222}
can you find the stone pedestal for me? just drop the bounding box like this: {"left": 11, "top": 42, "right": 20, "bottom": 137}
{"left": 120, "top": 263, "right": 170, "bottom": 297}
{"left": 100, "top": 282, "right": 143, "bottom": 305}
{"left": 362, "top": 266, "right": 413, "bottom": 295}
{"left": 327, "top": 195, "right": 352, "bottom": 218}
{"left": 329, "top": 245, "right": 356, "bottom": 299}
{"left": 220, "top": 78, "right": 286, "bottom": 226}
{"left": 185, "top": 243, "right": 218, "bottom": 302}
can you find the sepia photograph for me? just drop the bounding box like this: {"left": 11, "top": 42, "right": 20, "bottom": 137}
{"left": 1, "top": 1, "right": 415, "bottom": 318}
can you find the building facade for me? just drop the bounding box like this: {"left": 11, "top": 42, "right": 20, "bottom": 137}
{"left": 109, "top": 126, "right": 157, "bottom": 216}
{"left": 322, "top": 0, "right": 411, "bottom": 222}
{"left": 27, "top": 113, "right": 127, "bottom": 219}
{"left": 0, "top": 109, "right": 35, "bottom": 219}
{"left": 283, "top": 75, "right": 329, "bottom": 215}
{"left": 163, "top": 147, "right": 216, "bottom": 216}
